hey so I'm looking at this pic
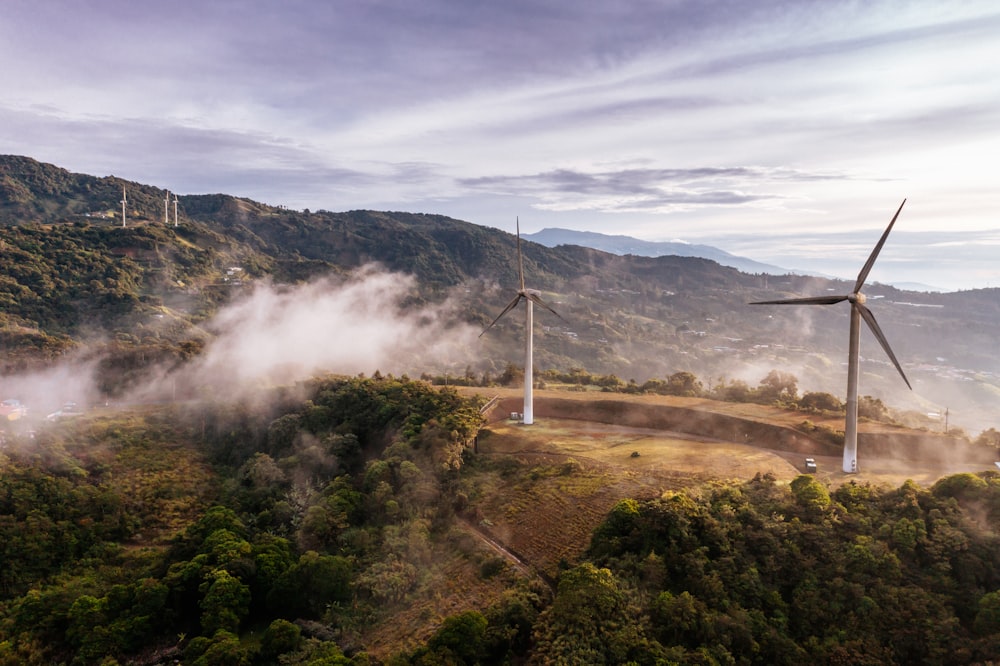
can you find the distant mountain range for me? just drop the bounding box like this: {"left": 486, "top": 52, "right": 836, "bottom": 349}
{"left": 522, "top": 227, "right": 792, "bottom": 276}
{"left": 521, "top": 228, "right": 953, "bottom": 293}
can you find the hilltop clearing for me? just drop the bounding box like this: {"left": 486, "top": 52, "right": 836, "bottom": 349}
{"left": 451, "top": 388, "right": 994, "bottom": 584}
{"left": 464, "top": 386, "right": 995, "bottom": 487}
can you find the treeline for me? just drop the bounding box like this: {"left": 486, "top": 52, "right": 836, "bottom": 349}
{"left": 428, "top": 366, "right": 890, "bottom": 421}
{"left": 395, "top": 473, "right": 1000, "bottom": 665}
{"left": 427, "top": 365, "right": 1000, "bottom": 448}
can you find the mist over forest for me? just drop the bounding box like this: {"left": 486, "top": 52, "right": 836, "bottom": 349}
{"left": 2, "top": 155, "right": 1000, "bottom": 664}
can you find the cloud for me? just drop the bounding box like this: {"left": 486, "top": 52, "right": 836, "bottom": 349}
{"left": 0, "top": 105, "right": 407, "bottom": 208}
{"left": 0, "top": 355, "right": 102, "bottom": 418}
{"left": 0, "top": 265, "right": 481, "bottom": 417}
{"left": 157, "top": 265, "right": 479, "bottom": 397}
{"left": 459, "top": 166, "right": 848, "bottom": 214}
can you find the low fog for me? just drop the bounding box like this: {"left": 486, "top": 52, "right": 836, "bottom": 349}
{"left": 175, "top": 265, "right": 479, "bottom": 392}
{"left": 0, "top": 265, "right": 481, "bottom": 416}
{"left": 0, "top": 262, "right": 996, "bottom": 443}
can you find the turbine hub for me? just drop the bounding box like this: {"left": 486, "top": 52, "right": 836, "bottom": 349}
{"left": 849, "top": 292, "right": 866, "bottom": 305}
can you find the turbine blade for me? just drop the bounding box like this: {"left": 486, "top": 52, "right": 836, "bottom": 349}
{"left": 856, "top": 302, "right": 912, "bottom": 390}
{"left": 479, "top": 294, "right": 524, "bottom": 337}
{"left": 516, "top": 217, "right": 525, "bottom": 292}
{"left": 750, "top": 295, "right": 849, "bottom": 305}
{"left": 526, "top": 292, "right": 565, "bottom": 321}
{"left": 854, "top": 199, "right": 906, "bottom": 292}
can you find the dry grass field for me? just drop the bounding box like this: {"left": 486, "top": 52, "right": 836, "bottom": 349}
{"left": 466, "top": 387, "right": 994, "bottom": 484}
{"left": 457, "top": 387, "right": 995, "bottom": 580}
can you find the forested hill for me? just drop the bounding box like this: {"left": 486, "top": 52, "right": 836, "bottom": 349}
{"left": 0, "top": 154, "right": 740, "bottom": 294}
{"left": 2, "top": 154, "right": 1000, "bottom": 433}
{"left": 0, "top": 155, "right": 753, "bottom": 381}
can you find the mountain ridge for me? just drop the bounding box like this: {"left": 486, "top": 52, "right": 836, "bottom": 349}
{"left": 523, "top": 226, "right": 791, "bottom": 276}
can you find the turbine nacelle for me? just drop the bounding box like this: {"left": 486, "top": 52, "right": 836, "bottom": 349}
{"left": 848, "top": 292, "right": 866, "bottom": 305}
{"left": 480, "top": 219, "right": 564, "bottom": 337}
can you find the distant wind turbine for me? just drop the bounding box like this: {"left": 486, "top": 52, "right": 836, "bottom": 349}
{"left": 173, "top": 194, "right": 179, "bottom": 227}
{"left": 164, "top": 191, "right": 170, "bottom": 225}
{"left": 121, "top": 187, "right": 127, "bottom": 228}
{"left": 481, "top": 219, "right": 563, "bottom": 425}
{"left": 751, "top": 199, "right": 911, "bottom": 473}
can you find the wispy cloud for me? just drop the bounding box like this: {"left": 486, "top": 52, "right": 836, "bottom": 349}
{"left": 459, "top": 166, "right": 849, "bottom": 213}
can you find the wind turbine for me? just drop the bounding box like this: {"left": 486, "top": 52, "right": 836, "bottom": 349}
{"left": 750, "top": 199, "right": 911, "bottom": 473}
{"left": 173, "top": 194, "right": 179, "bottom": 227}
{"left": 164, "top": 191, "right": 170, "bottom": 225}
{"left": 121, "top": 187, "right": 127, "bottom": 228}
{"left": 481, "top": 219, "right": 563, "bottom": 425}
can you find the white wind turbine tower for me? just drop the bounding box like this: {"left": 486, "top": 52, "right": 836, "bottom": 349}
{"left": 120, "top": 187, "right": 128, "bottom": 228}
{"left": 751, "top": 199, "right": 911, "bottom": 473}
{"left": 164, "top": 191, "right": 170, "bottom": 225}
{"left": 481, "top": 219, "right": 563, "bottom": 425}
{"left": 173, "top": 194, "right": 179, "bottom": 227}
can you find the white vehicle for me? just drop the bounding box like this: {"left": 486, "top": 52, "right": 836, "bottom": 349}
{"left": 805, "top": 457, "right": 818, "bottom": 473}
{"left": 46, "top": 402, "right": 84, "bottom": 421}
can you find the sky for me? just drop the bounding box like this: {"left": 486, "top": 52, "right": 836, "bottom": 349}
{"left": 2, "top": 0, "right": 999, "bottom": 290}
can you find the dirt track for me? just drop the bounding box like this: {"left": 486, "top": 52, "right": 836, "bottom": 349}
{"left": 465, "top": 387, "right": 996, "bottom": 488}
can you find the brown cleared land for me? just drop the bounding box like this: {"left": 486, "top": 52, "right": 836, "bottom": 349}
{"left": 464, "top": 387, "right": 994, "bottom": 483}
{"left": 455, "top": 387, "right": 995, "bottom": 581}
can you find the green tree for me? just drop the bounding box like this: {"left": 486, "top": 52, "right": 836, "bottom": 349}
{"left": 666, "top": 371, "right": 703, "bottom": 397}
{"left": 268, "top": 551, "right": 352, "bottom": 618}
{"left": 974, "top": 428, "right": 1000, "bottom": 449}
{"left": 199, "top": 570, "right": 250, "bottom": 636}
{"left": 426, "top": 610, "right": 488, "bottom": 663}
{"left": 799, "top": 391, "right": 842, "bottom": 412}
{"left": 191, "top": 629, "right": 252, "bottom": 666}
{"left": 757, "top": 370, "right": 798, "bottom": 404}
{"left": 532, "top": 563, "right": 654, "bottom": 665}
{"left": 790, "top": 475, "right": 831, "bottom": 514}
{"left": 259, "top": 618, "right": 302, "bottom": 661}
{"left": 498, "top": 363, "right": 524, "bottom": 387}
{"left": 858, "top": 395, "right": 890, "bottom": 422}
{"left": 716, "top": 379, "right": 751, "bottom": 402}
